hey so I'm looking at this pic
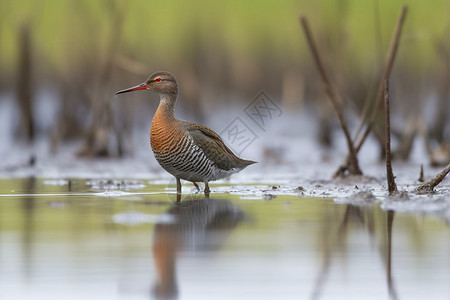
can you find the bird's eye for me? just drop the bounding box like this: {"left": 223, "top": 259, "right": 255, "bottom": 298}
{"left": 155, "top": 77, "right": 161, "bottom": 83}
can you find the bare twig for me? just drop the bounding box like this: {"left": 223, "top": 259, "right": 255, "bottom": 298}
{"left": 300, "top": 15, "right": 362, "bottom": 175}
{"left": 372, "top": 0, "right": 384, "bottom": 64}
{"left": 415, "top": 163, "right": 450, "bottom": 193}
{"left": 354, "top": 5, "right": 408, "bottom": 147}
{"left": 384, "top": 80, "right": 397, "bottom": 195}
{"left": 431, "top": 37, "right": 450, "bottom": 144}
{"left": 334, "top": 5, "right": 408, "bottom": 177}
{"left": 418, "top": 164, "right": 424, "bottom": 182}
{"left": 17, "top": 23, "right": 34, "bottom": 142}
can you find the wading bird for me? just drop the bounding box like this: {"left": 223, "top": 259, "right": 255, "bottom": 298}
{"left": 116, "top": 72, "right": 256, "bottom": 199}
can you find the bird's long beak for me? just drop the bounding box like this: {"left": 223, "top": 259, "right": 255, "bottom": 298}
{"left": 115, "top": 83, "right": 148, "bottom": 95}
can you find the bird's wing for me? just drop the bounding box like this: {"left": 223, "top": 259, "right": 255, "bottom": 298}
{"left": 184, "top": 122, "right": 252, "bottom": 171}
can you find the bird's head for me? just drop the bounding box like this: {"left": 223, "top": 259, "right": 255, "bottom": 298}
{"left": 115, "top": 71, "right": 178, "bottom": 97}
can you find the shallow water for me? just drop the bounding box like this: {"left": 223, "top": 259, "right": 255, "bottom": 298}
{"left": 0, "top": 178, "right": 449, "bottom": 300}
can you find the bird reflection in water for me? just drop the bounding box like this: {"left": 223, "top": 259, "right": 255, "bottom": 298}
{"left": 151, "top": 197, "right": 244, "bottom": 299}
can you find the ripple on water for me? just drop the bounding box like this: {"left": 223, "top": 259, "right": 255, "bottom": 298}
{"left": 112, "top": 211, "right": 176, "bottom": 225}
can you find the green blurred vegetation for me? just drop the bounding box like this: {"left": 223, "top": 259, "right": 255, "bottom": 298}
{"left": 0, "top": 0, "right": 449, "bottom": 76}
{"left": 1, "top": 0, "right": 449, "bottom": 161}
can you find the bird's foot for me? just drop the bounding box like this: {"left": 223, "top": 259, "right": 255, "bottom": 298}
{"left": 193, "top": 182, "right": 200, "bottom": 193}
{"left": 204, "top": 182, "right": 211, "bottom": 195}
{"left": 176, "top": 177, "right": 182, "bottom": 194}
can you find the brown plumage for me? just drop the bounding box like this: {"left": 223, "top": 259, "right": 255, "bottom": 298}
{"left": 116, "top": 71, "right": 256, "bottom": 197}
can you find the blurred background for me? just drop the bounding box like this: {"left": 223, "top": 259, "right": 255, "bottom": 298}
{"left": 0, "top": 0, "right": 449, "bottom": 174}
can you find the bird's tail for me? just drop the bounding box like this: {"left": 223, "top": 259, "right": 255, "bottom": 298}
{"left": 238, "top": 158, "right": 257, "bottom": 168}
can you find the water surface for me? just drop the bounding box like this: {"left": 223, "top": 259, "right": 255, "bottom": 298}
{"left": 0, "top": 178, "right": 449, "bottom": 300}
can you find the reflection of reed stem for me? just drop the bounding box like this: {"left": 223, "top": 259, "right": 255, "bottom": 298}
{"left": 386, "top": 210, "right": 398, "bottom": 300}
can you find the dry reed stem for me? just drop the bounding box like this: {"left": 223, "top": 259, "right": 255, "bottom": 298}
{"left": 418, "top": 164, "right": 424, "bottom": 182}
{"left": 353, "top": 5, "right": 408, "bottom": 148}
{"left": 333, "top": 5, "right": 408, "bottom": 177}
{"left": 415, "top": 163, "right": 450, "bottom": 193}
{"left": 384, "top": 81, "right": 397, "bottom": 195}
{"left": 300, "top": 15, "right": 362, "bottom": 175}
{"left": 17, "top": 23, "right": 34, "bottom": 142}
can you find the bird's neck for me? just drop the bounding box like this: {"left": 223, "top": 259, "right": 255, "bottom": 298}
{"left": 155, "top": 93, "right": 177, "bottom": 122}
{"left": 151, "top": 93, "right": 179, "bottom": 152}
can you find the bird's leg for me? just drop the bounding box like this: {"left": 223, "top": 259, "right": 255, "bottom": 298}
{"left": 193, "top": 182, "right": 200, "bottom": 192}
{"left": 176, "top": 177, "right": 181, "bottom": 194}
{"left": 204, "top": 182, "right": 210, "bottom": 195}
